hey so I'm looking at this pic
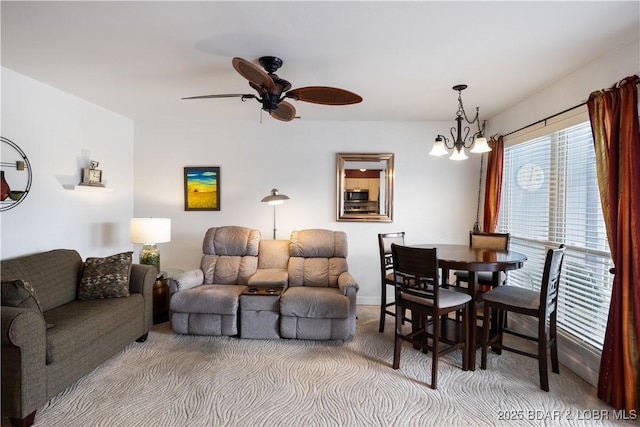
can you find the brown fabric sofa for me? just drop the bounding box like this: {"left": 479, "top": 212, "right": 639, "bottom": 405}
{"left": 169, "top": 227, "right": 359, "bottom": 340}
{"left": 1, "top": 249, "right": 156, "bottom": 427}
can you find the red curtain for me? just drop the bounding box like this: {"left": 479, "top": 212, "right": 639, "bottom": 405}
{"left": 588, "top": 75, "right": 640, "bottom": 412}
{"left": 482, "top": 136, "right": 504, "bottom": 232}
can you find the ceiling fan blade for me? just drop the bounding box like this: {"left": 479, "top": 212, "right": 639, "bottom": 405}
{"left": 232, "top": 57, "right": 274, "bottom": 91}
{"left": 286, "top": 86, "right": 362, "bottom": 105}
{"left": 270, "top": 101, "right": 296, "bottom": 122}
{"left": 182, "top": 94, "right": 256, "bottom": 100}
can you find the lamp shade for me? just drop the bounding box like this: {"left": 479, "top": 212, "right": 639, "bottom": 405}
{"left": 429, "top": 137, "right": 448, "bottom": 156}
{"left": 450, "top": 149, "right": 468, "bottom": 161}
{"left": 261, "top": 188, "right": 290, "bottom": 205}
{"left": 130, "top": 218, "right": 171, "bottom": 244}
{"left": 470, "top": 136, "right": 492, "bottom": 153}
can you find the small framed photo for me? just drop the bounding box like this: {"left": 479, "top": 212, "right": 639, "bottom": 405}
{"left": 184, "top": 166, "right": 220, "bottom": 211}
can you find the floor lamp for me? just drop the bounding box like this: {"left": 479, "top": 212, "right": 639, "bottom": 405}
{"left": 261, "top": 189, "right": 289, "bottom": 239}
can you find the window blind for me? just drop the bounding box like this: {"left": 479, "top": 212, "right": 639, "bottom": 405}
{"left": 497, "top": 120, "right": 613, "bottom": 351}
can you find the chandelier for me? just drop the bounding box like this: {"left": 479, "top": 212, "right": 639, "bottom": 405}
{"left": 429, "top": 84, "right": 491, "bottom": 160}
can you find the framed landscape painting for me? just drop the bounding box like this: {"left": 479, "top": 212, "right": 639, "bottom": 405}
{"left": 184, "top": 166, "right": 220, "bottom": 211}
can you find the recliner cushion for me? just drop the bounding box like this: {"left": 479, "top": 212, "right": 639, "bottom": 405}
{"left": 170, "top": 284, "right": 246, "bottom": 315}
{"left": 280, "top": 287, "right": 349, "bottom": 319}
{"left": 202, "top": 226, "right": 260, "bottom": 256}
{"left": 290, "top": 229, "right": 347, "bottom": 258}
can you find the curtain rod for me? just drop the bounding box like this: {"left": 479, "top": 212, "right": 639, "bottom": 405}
{"left": 502, "top": 101, "right": 587, "bottom": 138}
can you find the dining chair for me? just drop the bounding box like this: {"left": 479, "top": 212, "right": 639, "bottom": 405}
{"left": 377, "top": 232, "right": 407, "bottom": 332}
{"left": 391, "top": 244, "right": 471, "bottom": 389}
{"left": 452, "top": 232, "right": 511, "bottom": 292}
{"left": 480, "top": 244, "right": 566, "bottom": 392}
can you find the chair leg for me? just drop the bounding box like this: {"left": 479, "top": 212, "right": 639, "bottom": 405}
{"left": 462, "top": 303, "right": 469, "bottom": 371}
{"left": 379, "top": 283, "right": 387, "bottom": 332}
{"left": 538, "top": 319, "right": 549, "bottom": 392}
{"left": 392, "top": 304, "right": 402, "bottom": 370}
{"left": 550, "top": 313, "right": 560, "bottom": 374}
{"left": 431, "top": 313, "right": 439, "bottom": 389}
{"left": 480, "top": 303, "right": 491, "bottom": 370}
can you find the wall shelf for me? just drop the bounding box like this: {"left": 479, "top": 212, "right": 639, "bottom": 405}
{"left": 72, "top": 185, "right": 112, "bottom": 193}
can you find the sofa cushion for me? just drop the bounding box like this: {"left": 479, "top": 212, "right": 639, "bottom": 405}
{"left": 78, "top": 252, "right": 133, "bottom": 300}
{"left": 44, "top": 294, "right": 144, "bottom": 364}
{"left": 0, "top": 249, "right": 83, "bottom": 311}
{"left": 1, "top": 279, "right": 54, "bottom": 328}
{"left": 170, "top": 284, "right": 246, "bottom": 315}
{"left": 280, "top": 287, "right": 349, "bottom": 319}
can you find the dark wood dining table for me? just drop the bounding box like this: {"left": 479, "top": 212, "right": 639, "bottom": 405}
{"left": 412, "top": 244, "right": 527, "bottom": 370}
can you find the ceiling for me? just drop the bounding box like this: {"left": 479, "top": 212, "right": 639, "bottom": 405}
{"left": 2, "top": 1, "right": 638, "bottom": 123}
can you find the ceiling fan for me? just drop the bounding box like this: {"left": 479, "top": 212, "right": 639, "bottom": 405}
{"left": 182, "top": 56, "right": 363, "bottom": 121}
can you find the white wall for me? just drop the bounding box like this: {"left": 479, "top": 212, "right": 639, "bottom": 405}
{"left": 488, "top": 40, "right": 640, "bottom": 136}
{"left": 133, "top": 120, "right": 482, "bottom": 304}
{"left": 1, "top": 68, "right": 135, "bottom": 260}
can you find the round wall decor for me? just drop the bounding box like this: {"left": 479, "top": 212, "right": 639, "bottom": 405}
{"left": 1, "top": 137, "right": 32, "bottom": 211}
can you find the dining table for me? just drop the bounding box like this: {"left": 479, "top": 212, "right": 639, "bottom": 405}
{"left": 411, "top": 244, "right": 527, "bottom": 370}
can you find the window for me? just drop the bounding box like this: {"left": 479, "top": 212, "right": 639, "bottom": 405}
{"left": 497, "top": 119, "right": 613, "bottom": 351}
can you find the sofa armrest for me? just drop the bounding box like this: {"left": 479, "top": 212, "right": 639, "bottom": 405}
{"left": 338, "top": 271, "right": 359, "bottom": 296}
{"left": 1, "top": 306, "right": 47, "bottom": 419}
{"left": 129, "top": 264, "right": 157, "bottom": 295}
{"left": 248, "top": 269, "right": 288, "bottom": 287}
{"left": 168, "top": 269, "right": 204, "bottom": 294}
{"left": 129, "top": 264, "right": 157, "bottom": 333}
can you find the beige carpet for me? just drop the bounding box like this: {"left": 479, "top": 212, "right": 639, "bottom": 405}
{"left": 25, "top": 306, "right": 631, "bottom": 426}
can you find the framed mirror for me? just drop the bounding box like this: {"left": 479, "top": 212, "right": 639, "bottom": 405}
{"left": 336, "top": 153, "right": 394, "bottom": 222}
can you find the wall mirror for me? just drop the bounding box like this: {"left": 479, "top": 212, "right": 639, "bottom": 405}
{"left": 336, "top": 153, "right": 394, "bottom": 222}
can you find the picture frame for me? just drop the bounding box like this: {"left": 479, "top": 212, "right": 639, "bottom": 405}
{"left": 184, "top": 166, "right": 220, "bottom": 211}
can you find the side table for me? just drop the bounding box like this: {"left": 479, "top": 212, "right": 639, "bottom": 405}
{"left": 153, "top": 268, "right": 183, "bottom": 325}
{"left": 240, "top": 286, "right": 283, "bottom": 339}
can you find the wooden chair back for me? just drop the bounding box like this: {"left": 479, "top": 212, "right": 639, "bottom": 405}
{"left": 470, "top": 232, "right": 510, "bottom": 251}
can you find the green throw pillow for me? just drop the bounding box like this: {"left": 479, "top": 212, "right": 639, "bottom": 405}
{"left": 78, "top": 251, "right": 133, "bottom": 300}
{"left": 1, "top": 279, "right": 54, "bottom": 329}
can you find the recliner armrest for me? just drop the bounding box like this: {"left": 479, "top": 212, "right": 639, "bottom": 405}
{"left": 338, "top": 271, "right": 359, "bottom": 295}
{"left": 168, "top": 269, "right": 204, "bottom": 293}
{"left": 248, "top": 269, "right": 288, "bottom": 287}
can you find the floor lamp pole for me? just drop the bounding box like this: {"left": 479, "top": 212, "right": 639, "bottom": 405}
{"left": 272, "top": 204, "right": 277, "bottom": 240}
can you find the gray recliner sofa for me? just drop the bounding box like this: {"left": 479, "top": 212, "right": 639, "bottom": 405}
{"left": 280, "top": 229, "right": 358, "bottom": 340}
{"left": 169, "top": 226, "right": 359, "bottom": 340}
{"left": 169, "top": 226, "right": 261, "bottom": 336}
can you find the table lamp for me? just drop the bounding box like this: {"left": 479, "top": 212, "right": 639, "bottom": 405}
{"left": 130, "top": 218, "right": 171, "bottom": 272}
{"left": 260, "top": 189, "right": 289, "bottom": 239}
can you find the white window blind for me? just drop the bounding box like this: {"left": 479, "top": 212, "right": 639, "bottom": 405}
{"left": 497, "top": 120, "right": 613, "bottom": 351}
